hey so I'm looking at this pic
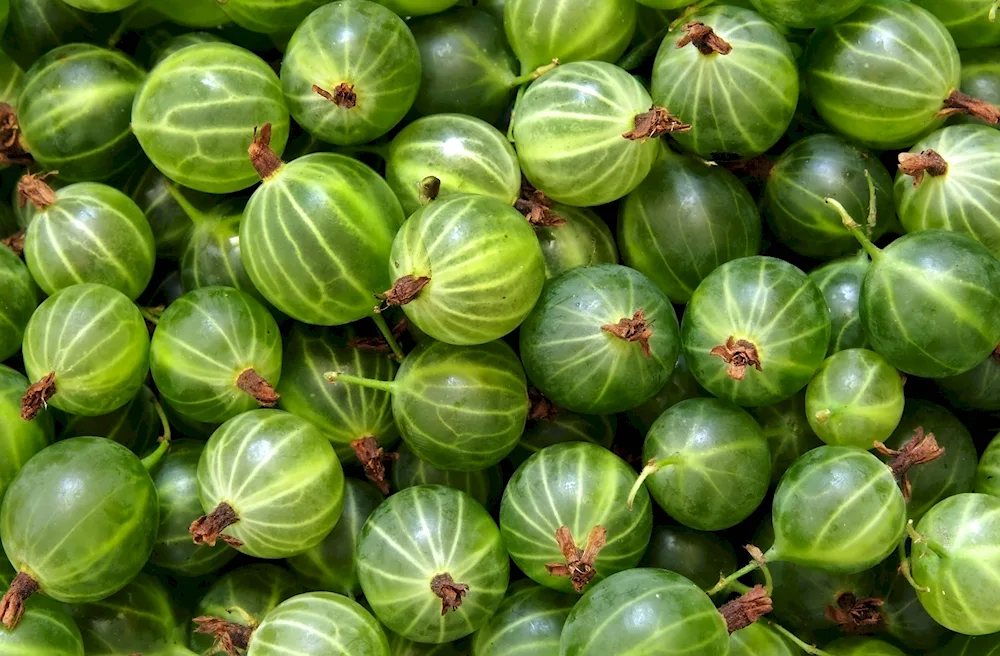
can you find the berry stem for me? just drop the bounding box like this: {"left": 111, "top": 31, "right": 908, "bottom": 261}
{"left": 765, "top": 620, "right": 834, "bottom": 656}
{"left": 371, "top": 313, "right": 404, "bottom": 360}
{"left": 706, "top": 559, "right": 761, "bottom": 596}
{"left": 508, "top": 84, "right": 526, "bottom": 143}
{"left": 616, "top": 28, "right": 670, "bottom": 70}
{"left": 324, "top": 371, "right": 396, "bottom": 393}
{"left": 896, "top": 535, "right": 929, "bottom": 593}
{"left": 510, "top": 59, "right": 558, "bottom": 87}
{"left": 141, "top": 398, "right": 172, "bottom": 471}
{"left": 992, "top": 0, "right": 999, "bottom": 22}
{"left": 626, "top": 455, "right": 680, "bottom": 509}
{"left": 827, "top": 197, "right": 881, "bottom": 262}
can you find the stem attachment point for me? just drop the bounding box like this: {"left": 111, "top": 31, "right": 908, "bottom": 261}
{"left": 676, "top": 22, "right": 732, "bottom": 55}
{"left": 190, "top": 502, "right": 243, "bottom": 548}
{"left": 313, "top": 82, "right": 357, "bottom": 108}
{"left": 710, "top": 337, "right": 761, "bottom": 381}
{"left": 236, "top": 368, "right": 280, "bottom": 407}
{"left": 0, "top": 571, "right": 39, "bottom": 630}
{"left": 430, "top": 573, "right": 469, "bottom": 615}
{"left": 898, "top": 149, "right": 948, "bottom": 187}
{"left": 545, "top": 525, "right": 607, "bottom": 593}
{"left": 601, "top": 310, "right": 653, "bottom": 358}
{"left": 20, "top": 371, "right": 55, "bottom": 421}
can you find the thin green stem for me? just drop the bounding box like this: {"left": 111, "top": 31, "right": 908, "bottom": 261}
{"left": 896, "top": 536, "right": 930, "bottom": 593}
{"left": 139, "top": 306, "right": 162, "bottom": 326}
{"left": 726, "top": 580, "right": 752, "bottom": 595}
{"left": 371, "top": 313, "right": 404, "bottom": 360}
{"left": 991, "top": 0, "right": 999, "bottom": 22}
{"left": 324, "top": 371, "right": 396, "bottom": 393}
{"left": 141, "top": 399, "right": 172, "bottom": 471}
{"left": 758, "top": 557, "right": 774, "bottom": 596}
{"left": 616, "top": 26, "right": 670, "bottom": 70}
{"left": 863, "top": 169, "right": 877, "bottom": 230}
{"left": 164, "top": 181, "right": 209, "bottom": 225}
{"left": 510, "top": 59, "right": 559, "bottom": 87}
{"left": 706, "top": 560, "right": 760, "bottom": 596}
{"left": 508, "top": 84, "right": 526, "bottom": 143}
{"left": 765, "top": 621, "right": 833, "bottom": 656}
{"left": 107, "top": 5, "right": 142, "bottom": 48}
{"left": 626, "top": 455, "right": 680, "bottom": 510}
{"left": 826, "top": 197, "right": 882, "bottom": 262}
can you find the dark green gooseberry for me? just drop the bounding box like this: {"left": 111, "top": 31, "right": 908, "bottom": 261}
{"left": 149, "top": 439, "right": 236, "bottom": 576}
{"left": 329, "top": 339, "right": 527, "bottom": 472}
{"left": 959, "top": 49, "right": 1000, "bottom": 128}
{"left": 150, "top": 0, "right": 230, "bottom": 29}
{"left": 825, "top": 637, "right": 908, "bottom": 655}
{"left": 650, "top": 5, "right": 798, "bottom": 159}
{"left": 22, "top": 179, "right": 155, "bottom": 300}
{"left": 912, "top": 0, "right": 1000, "bottom": 48}
{"left": 357, "top": 485, "right": 510, "bottom": 643}
{"left": 7, "top": 0, "right": 112, "bottom": 68}
{"left": 149, "top": 286, "right": 282, "bottom": 424}
{"left": 804, "top": 0, "right": 991, "bottom": 150}
{"left": 188, "top": 564, "right": 303, "bottom": 655}
{"left": 876, "top": 562, "right": 954, "bottom": 651}
{"left": 559, "top": 568, "right": 728, "bottom": 656}
{"left": 13, "top": 44, "right": 144, "bottom": 181}
{"left": 386, "top": 630, "right": 465, "bottom": 656}
{"left": 59, "top": 385, "right": 159, "bottom": 457}
{"left": 625, "top": 355, "right": 703, "bottom": 434}
{"left": 513, "top": 61, "right": 670, "bottom": 207}
{"left": 640, "top": 525, "right": 737, "bottom": 591}
{"left": 681, "top": 256, "right": 831, "bottom": 407}
{"left": 392, "top": 442, "right": 503, "bottom": 509}
{"left": 0, "top": 436, "right": 166, "bottom": 627}
{"left": 193, "top": 409, "right": 345, "bottom": 559}
{"left": 0, "top": 240, "right": 37, "bottom": 360}
{"left": 509, "top": 407, "right": 615, "bottom": 468}
{"left": 808, "top": 252, "right": 871, "bottom": 355}
{"left": 387, "top": 193, "right": 545, "bottom": 345}
{"left": 471, "top": 581, "right": 575, "bottom": 656}
{"left": 409, "top": 8, "right": 519, "bottom": 123}
{"left": 805, "top": 349, "right": 904, "bottom": 450}
{"left": 472, "top": 0, "right": 504, "bottom": 21}
{"left": 61, "top": 0, "right": 137, "bottom": 10}
{"left": 0, "top": 364, "right": 51, "bottom": 499}
{"left": 500, "top": 442, "right": 653, "bottom": 594}
{"left": 535, "top": 203, "right": 618, "bottom": 279}
{"left": 619, "top": 145, "right": 761, "bottom": 303}
{"left": 384, "top": 113, "right": 520, "bottom": 217}
{"left": 123, "top": 165, "right": 205, "bottom": 259}
{"left": 68, "top": 573, "right": 187, "bottom": 656}
{"left": 146, "top": 31, "right": 229, "bottom": 68}
{"left": 132, "top": 42, "right": 290, "bottom": 194}
{"left": 936, "top": 348, "right": 1000, "bottom": 411}
{"left": 912, "top": 494, "right": 1000, "bottom": 634}
{"left": 895, "top": 125, "right": 1000, "bottom": 257}
{"left": 520, "top": 264, "right": 680, "bottom": 415}
{"left": 286, "top": 478, "right": 383, "bottom": 596}
{"left": 977, "top": 432, "right": 1000, "bottom": 497}
{"left": 0, "top": 48, "right": 22, "bottom": 121}
{"left": 633, "top": 397, "right": 771, "bottom": 531}
{"left": 932, "top": 633, "right": 1000, "bottom": 655}
{"left": 751, "top": 392, "right": 822, "bottom": 484}
{"left": 246, "top": 592, "right": 389, "bottom": 656}
{"left": 378, "top": 0, "right": 458, "bottom": 16}
{"left": 281, "top": 1, "right": 420, "bottom": 146}
{"left": 22, "top": 283, "right": 149, "bottom": 418}
{"left": 504, "top": 0, "right": 636, "bottom": 74}
{"left": 762, "top": 134, "right": 894, "bottom": 260}
{"left": 0, "top": 566, "right": 84, "bottom": 655}
{"left": 729, "top": 622, "right": 799, "bottom": 656}
{"left": 217, "top": 0, "right": 326, "bottom": 33}
{"left": 748, "top": 0, "right": 865, "bottom": 27}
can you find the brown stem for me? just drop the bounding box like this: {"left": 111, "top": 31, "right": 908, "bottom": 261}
{"left": 938, "top": 90, "right": 1000, "bottom": 124}
{"left": 601, "top": 310, "right": 654, "bottom": 359}
{"left": 515, "top": 177, "right": 565, "bottom": 227}
{"left": 710, "top": 336, "right": 762, "bottom": 381}
{"left": 20, "top": 372, "right": 55, "bottom": 421}
{"left": 351, "top": 436, "right": 398, "bottom": 495}
{"left": 0, "top": 104, "right": 32, "bottom": 166}
{"left": 248, "top": 123, "right": 283, "bottom": 181}
{"left": 676, "top": 22, "right": 732, "bottom": 55}
{"left": 545, "top": 525, "right": 607, "bottom": 593}
{"left": 377, "top": 275, "right": 430, "bottom": 311}
{"left": 874, "top": 427, "right": 945, "bottom": 501}
{"left": 0, "top": 571, "right": 39, "bottom": 630}
{"left": 189, "top": 502, "right": 244, "bottom": 548}
{"left": 993, "top": 344, "right": 1000, "bottom": 365}
{"left": 719, "top": 585, "right": 773, "bottom": 633}
{"left": 825, "top": 592, "right": 885, "bottom": 635}
{"left": 898, "top": 150, "right": 948, "bottom": 187}
{"left": 192, "top": 616, "right": 254, "bottom": 656}
{"left": 313, "top": 83, "right": 357, "bottom": 108}
{"left": 528, "top": 387, "right": 559, "bottom": 422}
{"left": 16, "top": 171, "right": 58, "bottom": 210}
{"left": 1, "top": 229, "right": 24, "bottom": 256}
{"left": 418, "top": 176, "right": 441, "bottom": 206}
{"left": 622, "top": 106, "right": 691, "bottom": 141}
{"left": 348, "top": 319, "right": 408, "bottom": 353}
{"left": 430, "top": 573, "right": 469, "bottom": 615}
{"left": 236, "top": 368, "right": 280, "bottom": 407}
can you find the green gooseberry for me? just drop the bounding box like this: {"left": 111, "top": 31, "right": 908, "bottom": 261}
{"left": 911, "top": 0, "right": 1000, "bottom": 48}
{"left": 61, "top": 0, "right": 137, "bottom": 11}
{"left": 387, "top": 630, "right": 465, "bottom": 656}
{"left": 123, "top": 165, "right": 205, "bottom": 259}
{"left": 876, "top": 562, "right": 954, "bottom": 651}
{"left": 534, "top": 203, "right": 618, "bottom": 279}
{"left": 520, "top": 264, "right": 680, "bottom": 415}
{"left": 387, "top": 193, "right": 545, "bottom": 346}
{"left": 808, "top": 252, "right": 871, "bottom": 355}
{"left": 245, "top": 593, "right": 390, "bottom": 656}
{"left": 6, "top": 0, "right": 114, "bottom": 69}
{"left": 149, "top": 439, "right": 236, "bottom": 576}
{"left": 0, "top": 567, "right": 84, "bottom": 655}
{"left": 559, "top": 568, "right": 728, "bottom": 656}
{"left": 0, "top": 239, "right": 37, "bottom": 360}
{"left": 513, "top": 61, "right": 672, "bottom": 207}
{"left": 377, "top": 0, "right": 459, "bottom": 17}
{"left": 805, "top": 349, "right": 905, "bottom": 450}
{"left": 619, "top": 145, "right": 761, "bottom": 303}
{"left": 509, "top": 406, "right": 615, "bottom": 468}
{"left": 748, "top": 0, "right": 866, "bottom": 28}
{"left": 977, "top": 432, "right": 1000, "bottom": 497}
{"left": 59, "top": 385, "right": 160, "bottom": 457}
{"left": 625, "top": 355, "right": 703, "bottom": 434}
{"left": 392, "top": 442, "right": 503, "bottom": 509}
{"left": 146, "top": 31, "right": 229, "bottom": 68}
{"left": 149, "top": 286, "right": 282, "bottom": 424}
{"left": 681, "top": 256, "right": 831, "bottom": 407}
{"left": 131, "top": 42, "right": 290, "bottom": 194}
{"left": 151, "top": 0, "right": 230, "bottom": 28}
{"left": 384, "top": 113, "right": 520, "bottom": 217}
{"left": 22, "top": 178, "right": 155, "bottom": 300}
{"left": 729, "top": 622, "right": 799, "bottom": 656}
{"left": 471, "top": 581, "right": 575, "bottom": 656}
{"left": 632, "top": 397, "right": 771, "bottom": 531}
{"left": 958, "top": 49, "right": 1000, "bottom": 129}
{"left": 286, "top": 478, "right": 383, "bottom": 596}
{"left": 162, "top": 396, "right": 219, "bottom": 441}
{"left": 328, "top": 339, "right": 527, "bottom": 472}
{"left": 216, "top": 0, "right": 327, "bottom": 33}
{"left": 192, "top": 409, "right": 345, "bottom": 559}
{"left": 640, "top": 525, "right": 737, "bottom": 591}
{"left": 22, "top": 283, "right": 149, "bottom": 418}
{"left": 281, "top": 1, "right": 420, "bottom": 146}
{"left": 936, "top": 348, "right": 1000, "bottom": 411}
{"left": 825, "top": 637, "right": 908, "bottom": 656}
{"left": 0, "top": 364, "right": 52, "bottom": 500}
{"left": 751, "top": 392, "right": 822, "bottom": 484}
{"left": 500, "top": 442, "right": 653, "bottom": 594}
{"left": 357, "top": 485, "right": 510, "bottom": 643}
{"left": 931, "top": 633, "right": 1000, "bottom": 655}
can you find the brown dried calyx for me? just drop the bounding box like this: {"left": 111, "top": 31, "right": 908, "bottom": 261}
{"left": 418, "top": 176, "right": 441, "bottom": 206}
{"left": 898, "top": 150, "right": 948, "bottom": 187}
{"left": 0, "top": 571, "right": 39, "bottom": 630}
{"left": 677, "top": 22, "right": 733, "bottom": 56}
{"left": 825, "top": 592, "right": 886, "bottom": 635}
{"left": 710, "top": 336, "right": 762, "bottom": 381}
{"left": 378, "top": 275, "right": 430, "bottom": 310}
{"left": 622, "top": 106, "right": 691, "bottom": 141}
{"left": 528, "top": 387, "right": 559, "bottom": 422}
{"left": 192, "top": 616, "right": 254, "bottom": 656}
{"left": 348, "top": 318, "right": 408, "bottom": 353}
{"left": 190, "top": 502, "right": 245, "bottom": 548}
{"left": 17, "top": 171, "right": 58, "bottom": 210}
{"left": 248, "top": 123, "right": 284, "bottom": 181}
{"left": 313, "top": 82, "right": 357, "bottom": 108}
{"left": 601, "top": 310, "right": 654, "bottom": 358}
{"left": 874, "top": 427, "right": 945, "bottom": 501}
{"left": 1, "top": 229, "right": 24, "bottom": 256}
{"left": 993, "top": 344, "right": 1000, "bottom": 364}
{"left": 236, "top": 368, "right": 280, "bottom": 407}
{"left": 515, "top": 177, "right": 565, "bottom": 228}
{"left": 20, "top": 371, "right": 55, "bottom": 421}
{"left": 430, "top": 573, "right": 469, "bottom": 615}
{"left": 719, "top": 585, "right": 773, "bottom": 633}
{"left": 0, "top": 104, "right": 31, "bottom": 166}
{"left": 351, "top": 436, "right": 398, "bottom": 495}
{"left": 939, "top": 90, "right": 1000, "bottom": 125}
{"left": 545, "top": 525, "right": 607, "bottom": 593}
